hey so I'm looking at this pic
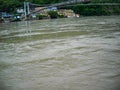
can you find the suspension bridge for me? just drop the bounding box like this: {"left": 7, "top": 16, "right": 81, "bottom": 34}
{"left": 23, "top": 0, "right": 120, "bottom": 19}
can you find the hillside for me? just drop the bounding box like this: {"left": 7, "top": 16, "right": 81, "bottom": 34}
{"left": 0, "top": 0, "right": 120, "bottom": 15}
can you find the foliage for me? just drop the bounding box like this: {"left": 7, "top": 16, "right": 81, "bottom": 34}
{"left": 37, "top": 14, "right": 48, "bottom": 19}
{"left": 91, "top": 0, "right": 120, "bottom": 3}
{"left": 58, "top": 14, "right": 67, "bottom": 18}
{"left": 0, "top": 0, "right": 22, "bottom": 13}
{"left": 0, "top": 0, "right": 120, "bottom": 15}
{"left": 48, "top": 11, "right": 58, "bottom": 19}
{"left": 0, "top": 0, "right": 66, "bottom": 13}
{"left": 65, "top": 3, "right": 120, "bottom": 16}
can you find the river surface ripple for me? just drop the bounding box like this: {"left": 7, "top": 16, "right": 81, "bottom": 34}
{"left": 0, "top": 16, "right": 120, "bottom": 90}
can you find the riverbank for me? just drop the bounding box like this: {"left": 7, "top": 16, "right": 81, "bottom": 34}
{"left": 1, "top": 5, "right": 120, "bottom": 23}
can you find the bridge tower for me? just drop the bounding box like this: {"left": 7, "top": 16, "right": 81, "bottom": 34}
{"left": 24, "top": 2, "right": 30, "bottom": 19}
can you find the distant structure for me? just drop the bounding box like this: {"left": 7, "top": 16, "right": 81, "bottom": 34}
{"left": 23, "top": 0, "right": 91, "bottom": 19}
{"left": 24, "top": 2, "right": 30, "bottom": 19}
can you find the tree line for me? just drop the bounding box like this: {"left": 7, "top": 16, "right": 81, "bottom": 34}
{"left": 0, "top": 0, "right": 120, "bottom": 13}
{"left": 0, "top": 0, "right": 67, "bottom": 13}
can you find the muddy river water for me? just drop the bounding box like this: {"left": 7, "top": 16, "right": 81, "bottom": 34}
{"left": 0, "top": 16, "right": 120, "bottom": 90}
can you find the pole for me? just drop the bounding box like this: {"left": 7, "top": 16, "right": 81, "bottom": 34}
{"left": 24, "top": 2, "right": 27, "bottom": 19}
{"left": 27, "top": 2, "right": 30, "bottom": 15}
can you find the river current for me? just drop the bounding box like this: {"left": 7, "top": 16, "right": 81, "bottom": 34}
{"left": 0, "top": 16, "right": 120, "bottom": 90}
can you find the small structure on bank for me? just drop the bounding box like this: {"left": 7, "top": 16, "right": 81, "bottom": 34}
{"left": 0, "top": 12, "right": 22, "bottom": 23}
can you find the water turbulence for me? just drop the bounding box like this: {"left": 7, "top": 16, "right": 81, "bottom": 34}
{"left": 0, "top": 16, "right": 120, "bottom": 90}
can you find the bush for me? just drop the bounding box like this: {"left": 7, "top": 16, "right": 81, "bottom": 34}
{"left": 58, "top": 14, "right": 66, "bottom": 18}
{"left": 37, "top": 14, "right": 48, "bottom": 20}
{"left": 48, "top": 11, "right": 58, "bottom": 19}
{"left": 72, "top": 5, "right": 120, "bottom": 16}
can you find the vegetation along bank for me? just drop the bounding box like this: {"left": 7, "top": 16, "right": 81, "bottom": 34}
{"left": 60, "top": 4, "right": 120, "bottom": 16}
{"left": 0, "top": 0, "right": 120, "bottom": 20}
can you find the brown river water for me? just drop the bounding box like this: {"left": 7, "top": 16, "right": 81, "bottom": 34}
{"left": 0, "top": 16, "right": 120, "bottom": 90}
